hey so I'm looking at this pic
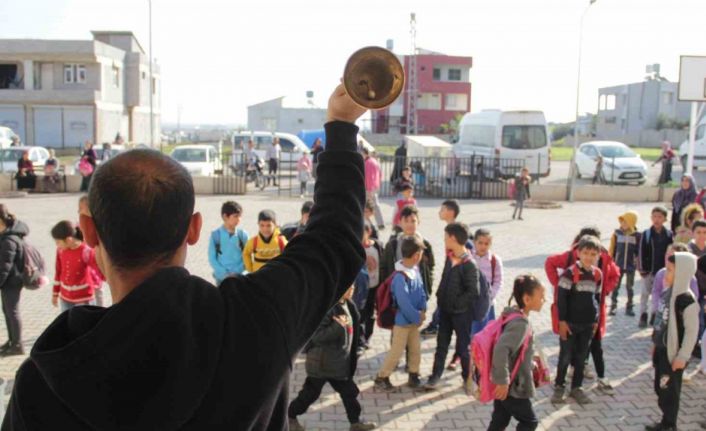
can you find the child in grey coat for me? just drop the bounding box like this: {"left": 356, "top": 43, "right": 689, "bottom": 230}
{"left": 488, "top": 275, "right": 546, "bottom": 431}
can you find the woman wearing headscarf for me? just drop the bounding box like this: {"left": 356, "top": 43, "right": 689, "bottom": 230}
{"left": 671, "top": 174, "right": 697, "bottom": 233}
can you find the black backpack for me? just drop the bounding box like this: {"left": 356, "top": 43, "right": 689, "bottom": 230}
{"left": 8, "top": 235, "right": 47, "bottom": 290}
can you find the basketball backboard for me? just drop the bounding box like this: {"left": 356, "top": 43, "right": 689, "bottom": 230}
{"left": 678, "top": 55, "right": 706, "bottom": 101}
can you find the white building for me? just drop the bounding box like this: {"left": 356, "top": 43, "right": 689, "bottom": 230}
{"left": 0, "top": 31, "right": 160, "bottom": 148}
{"left": 247, "top": 97, "right": 326, "bottom": 134}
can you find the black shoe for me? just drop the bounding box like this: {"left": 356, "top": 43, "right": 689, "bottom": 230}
{"left": 373, "top": 376, "right": 397, "bottom": 393}
{"left": 1, "top": 342, "right": 24, "bottom": 357}
{"left": 609, "top": 306, "right": 617, "bottom": 316}
{"left": 407, "top": 373, "right": 422, "bottom": 389}
{"left": 0, "top": 340, "right": 11, "bottom": 353}
{"left": 420, "top": 326, "right": 438, "bottom": 337}
{"left": 626, "top": 306, "right": 635, "bottom": 317}
{"left": 649, "top": 313, "right": 656, "bottom": 326}
{"left": 424, "top": 376, "right": 440, "bottom": 390}
{"left": 645, "top": 423, "right": 675, "bottom": 431}
{"left": 350, "top": 422, "right": 377, "bottom": 431}
{"left": 639, "top": 312, "right": 648, "bottom": 328}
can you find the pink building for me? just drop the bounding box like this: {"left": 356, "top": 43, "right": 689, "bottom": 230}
{"left": 372, "top": 49, "right": 472, "bottom": 134}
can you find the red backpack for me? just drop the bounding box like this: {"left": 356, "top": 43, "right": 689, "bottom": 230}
{"left": 376, "top": 271, "right": 408, "bottom": 329}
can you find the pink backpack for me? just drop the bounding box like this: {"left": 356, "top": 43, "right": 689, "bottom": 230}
{"left": 469, "top": 312, "right": 531, "bottom": 403}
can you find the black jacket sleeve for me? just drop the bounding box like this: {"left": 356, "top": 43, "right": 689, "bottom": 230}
{"left": 223, "top": 121, "right": 365, "bottom": 356}
{"left": 0, "top": 237, "right": 19, "bottom": 287}
{"left": 379, "top": 239, "right": 396, "bottom": 284}
{"left": 460, "top": 260, "right": 479, "bottom": 304}
{"left": 639, "top": 228, "right": 651, "bottom": 274}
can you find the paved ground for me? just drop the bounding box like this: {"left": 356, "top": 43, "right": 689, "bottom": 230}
{"left": 1, "top": 193, "right": 705, "bottom": 430}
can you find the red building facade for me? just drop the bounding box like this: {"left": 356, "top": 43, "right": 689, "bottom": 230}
{"left": 372, "top": 51, "right": 472, "bottom": 134}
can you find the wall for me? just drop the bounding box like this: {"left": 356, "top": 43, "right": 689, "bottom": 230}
{"left": 277, "top": 107, "right": 327, "bottom": 134}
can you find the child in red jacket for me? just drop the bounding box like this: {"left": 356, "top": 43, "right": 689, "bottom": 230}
{"left": 51, "top": 220, "right": 102, "bottom": 312}
{"left": 545, "top": 226, "right": 620, "bottom": 395}
{"left": 392, "top": 183, "right": 417, "bottom": 228}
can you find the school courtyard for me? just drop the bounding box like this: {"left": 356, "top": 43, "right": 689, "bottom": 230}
{"left": 1, "top": 193, "right": 705, "bottom": 430}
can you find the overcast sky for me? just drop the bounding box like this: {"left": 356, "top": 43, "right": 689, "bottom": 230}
{"left": 1, "top": 0, "right": 703, "bottom": 125}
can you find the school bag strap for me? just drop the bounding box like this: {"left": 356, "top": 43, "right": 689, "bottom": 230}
{"left": 570, "top": 262, "right": 602, "bottom": 286}
{"left": 253, "top": 234, "right": 285, "bottom": 255}
{"left": 211, "top": 230, "right": 221, "bottom": 256}
{"left": 506, "top": 315, "right": 533, "bottom": 383}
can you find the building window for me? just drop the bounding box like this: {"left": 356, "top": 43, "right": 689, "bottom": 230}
{"left": 605, "top": 116, "right": 617, "bottom": 124}
{"left": 662, "top": 92, "right": 673, "bottom": 105}
{"left": 263, "top": 118, "right": 277, "bottom": 131}
{"left": 64, "top": 64, "right": 86, "bottom": 84}
{"left": 599, "top": 94, "right": 616, "bottom": 111}
{"left": 417, "top": 93, "right": 442, "bottom": 110}
{"left": 112, "top": 65, "right": 120, "bottom": 88}
{"left": 433, "top": 68, "right": 441, "bottom": 81}
{"left": 445, "top": 93, "right": 468, "bottom": 111}
{"left": 447, "top": 68, "right": 462, "bottom": 81}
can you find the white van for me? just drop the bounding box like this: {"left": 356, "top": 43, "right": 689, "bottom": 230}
{"left": 679, "top": 117, "right": 706, "bottom": 170}
{"left": 231, "top": 131, "right": 309, "bottom": 170}
{"left": 0, "top": 126, "right": 17, "bottom": 149}
{"left": 454, "top": 110, "right": 551, "bottom": 177}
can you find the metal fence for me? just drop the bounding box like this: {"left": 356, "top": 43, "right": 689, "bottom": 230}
{"left": 219, "top": 152, "right": 539, "bottom": 200}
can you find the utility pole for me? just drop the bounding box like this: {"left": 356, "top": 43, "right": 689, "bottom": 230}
{"left": 566, "top": 0, "right": 597, "bottom": 202}
{"left": 406, "top": 12, "right": 418, "bottom": 135}
{"left": 149, "top": 0, "right": 157, "bottom": 151}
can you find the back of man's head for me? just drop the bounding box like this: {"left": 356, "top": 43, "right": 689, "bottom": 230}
{"left": 89, "top": 149, "right": 195, "bottom": 269}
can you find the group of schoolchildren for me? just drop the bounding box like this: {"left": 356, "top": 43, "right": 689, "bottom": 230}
{"left": 45, "top": 191, "right": 706, "bottom": 431}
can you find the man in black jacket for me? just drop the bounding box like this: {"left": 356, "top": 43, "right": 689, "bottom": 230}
{"left": 288, "top": 287, "right": 375, "bottom": 431}
{"left": 2, "top": 84, "right": 366, "bottom": 431}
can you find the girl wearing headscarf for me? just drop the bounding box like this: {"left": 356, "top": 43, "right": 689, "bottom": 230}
{"left": 654, "top": 141, "right": 675, "bottom": 185}
{"left": 671, "top": 174, "right": 697, "bottom": 232}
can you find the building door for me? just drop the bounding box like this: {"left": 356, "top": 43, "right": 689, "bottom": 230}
{"left": 63, "top": 106, "right": 94, "bottom": 148}
{"left": 33, "top": 107, "right": 63, "bottom": 148}
{"left": 0, "top": 106, "right": 25, "bottom": 142}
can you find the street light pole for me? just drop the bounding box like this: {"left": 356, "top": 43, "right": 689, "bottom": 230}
{"left": 567, "top": 0, "right": 596, "bottom": 202}
{"left": 149, "top": 0, "right": 157, "bottom": 152}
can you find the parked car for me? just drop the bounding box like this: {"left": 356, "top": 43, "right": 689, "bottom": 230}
{"left": 0, "top": 146, "right": 50, "bottom": 173}
{"left": 0, "top": 126, "right": 17, "bottom": 149}
{"left": 67, "top": 144, "right": 127, "bottom": 175}
{"left": 679, "top": 117, "right": 706, "bottom": 171}
{"left": 231, "top": 131, "right": 310, "bottom": 170}
{"left": 574, "top": 141, "right": 647, "bottom": 185}
{"left": 171, "top": 144, "right": 222, "bottom": 176}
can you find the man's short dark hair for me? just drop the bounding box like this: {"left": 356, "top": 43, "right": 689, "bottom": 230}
{"left": 221, "top": 201, "right": 242, "bottom": 217}
{"left": 400, "top": 235, "right": 425, "bottom": 259}
{"left": 400, "top": 205, "right": 419, "bottom": 221}
{"left": 573, "top": 226, "right": 601, "bottom": 245}
{"left": 88, "top": 149, "right": 195, "bottom": 269}
{"left": 441, "top": 199, "right": 460, "bottom": 218}
{"left": 692, "top": 220, "right": 706, "bottom": 232}
{"left": 445, "top": 223, "right": 469, "bottom": 245}
{"left": 258, "top": 210, "right": 277, "bottom": 223}
{"left": 577, "top": 235, "right": 602, "bottom": 252}
{"left": 652, "top": 206, "right": 668, "bottom": 218}
{"left": 301, "top": 201, "right": 314, "bottom": 215}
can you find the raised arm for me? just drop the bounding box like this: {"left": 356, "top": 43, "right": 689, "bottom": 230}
{"left": 223, "top": 84, "right": 367, "bottom": 354}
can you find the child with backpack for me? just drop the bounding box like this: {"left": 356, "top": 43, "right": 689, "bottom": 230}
{"left": 208, "top": 201, "right": 249, "bottom": 283}
{"left": 360, "top": 222, "right": 385, "bottom": 346}
{"left": 645, "top": 252, "right": 700, "bottom": 431}
{"left": 50, "top": 220, "right": 102, "bottom": 312}
{"left": 639, "top": 206, "right": 674, "bottom": 328}
{"left": 423, "top": 223, "right": 479, "bottom": 392}
{"left": 288, "top": 286, "right": 377, "bottom": 431}
{"left": 421, "top": 200, "right": 473, "bottom": 338}
{"left": 447, "top": 228, "right": 504, "bottom": 371}
{"left": 380, "top": 206, "right": 434, "bottom": 298}
{"left": 392, "top": 185, "right": 417, "bottom": 229}
{"left": 609, "top": 211, "right": 640, "bottom": 316}
{"left": 551, "top": 235, "right": 603, "bottom": 405}
{"left": 374, "top": 236, "right": 428, "bottom": 392}
{"left": 486, "top": 275, "right": 546, "bottom": 431}
{"left": 242, "top": 210, "right": 287, "bottom": 273}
